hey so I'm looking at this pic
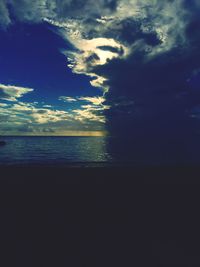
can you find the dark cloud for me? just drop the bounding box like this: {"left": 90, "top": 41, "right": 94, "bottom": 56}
{"left": 0, "top": 89, "right": 10, "bottom": 99}
{"left": 2, "top": 0, "right": 200, "bottom": 162}
{"left": 0, "top": 1, "right": 11, "bottom": 28}
{"left": 0, "top": 0, "right": 120, "bottom": 28}
{"left": 85, "top": 1, "right": 200, "bottom": 163}
{"left": 97, "top": 45, "right": 124, "bottom": 55}
{"left": 103, "top": 0, "right": 118, "bottom": 11}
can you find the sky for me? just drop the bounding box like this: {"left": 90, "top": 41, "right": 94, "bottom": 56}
{"left": 1, "top": 0, "right": 200, "bottom": 160}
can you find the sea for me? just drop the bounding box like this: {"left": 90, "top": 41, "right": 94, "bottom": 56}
{"left": 1, "top": 136, "right": 198, "bottom": 167}
{"left": 0, "top": 136, "right": 116, "bottom": 166}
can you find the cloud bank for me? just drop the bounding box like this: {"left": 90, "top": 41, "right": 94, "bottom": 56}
{"left": 0, "top": 0, "right": 191, "bottom": 91}
{"left": 0, "top": 83, "right": 33, "bottom": 101}
{"left": 0, "top": 83, "right": 106, "bottom": 135}
{"left": 0, "top": 99, "right": 106, "bottom": 135}
{"left": 2, "top": 1, "right": 200, "bottom": 161}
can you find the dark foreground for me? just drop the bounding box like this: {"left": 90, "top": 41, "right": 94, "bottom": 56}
{"left": 1, "top": 165, "right": 200, "bottom": 266}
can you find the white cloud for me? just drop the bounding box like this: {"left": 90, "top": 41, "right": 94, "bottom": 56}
{"left": 59, "top": 96, "right": 77, "bottom": 102}
{"left": 0, "top": 1, "right": 11, "bottom": 27}
{"left": 44, "top": 0, "right": 190, "bottom": 93}
{"left": 0, "top": 82, "right": 108, "bottom": 135}
{"left": 43, "top": 104, "right": 52, "bottom": 108}
{"left": 0, "top": 83, "right": 34, "bottom": 101}
{"left": 0, "top": 0, "right": 190, "bottom": 93}
{"left": 78, "top": 96, "right": 105, "bottom": 105}
{"left": 0, "top": 97, "right": 107, "bottom": 135}
{"left": 6, "top": 101, "right": 71, "bottom": 124}
{"left": 0, "top": 103, "right": 8, "bottom": 107}
{"left": 73, "top": 108, "right": 106, "bottom": 123}
{"left": 0, "top": 0, "right": 195, "bottom": 101}
{"left": 59, "top": 95, "right": 106, "bottom": 105}
{"left": 59, "top": 95, "right": 110, "bottom": 123}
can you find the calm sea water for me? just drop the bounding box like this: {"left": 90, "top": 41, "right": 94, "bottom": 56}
{"left": 0, "top": 136, "right": 113, "bottom": 166}
{"left": 1, "top": 136, "right": 197, "bottom": 166}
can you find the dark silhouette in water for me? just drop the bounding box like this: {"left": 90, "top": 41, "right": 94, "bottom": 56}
{"left": 0, "top": 141, "right": 6, "bottom": 146}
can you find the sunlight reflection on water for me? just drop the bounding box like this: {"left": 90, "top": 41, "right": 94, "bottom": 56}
{"left": 0, "top": 136, "right": 112, "bottom": 165}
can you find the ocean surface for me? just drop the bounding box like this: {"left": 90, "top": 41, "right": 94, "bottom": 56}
{"left": 0, "top": 136, "right": 115, "bottom": 166}
{"left": 1, "top": 136, "right": 199, "bottom": 166}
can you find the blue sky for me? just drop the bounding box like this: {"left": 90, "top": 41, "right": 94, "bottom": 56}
{"left": 0, "top": 22, "right": 100, "bottom": 102}
{"left": 0, "top": 18, "right": 108, "bottom": 135}
{"left": 1, "top": 0, "right": 200, "bottom": 145}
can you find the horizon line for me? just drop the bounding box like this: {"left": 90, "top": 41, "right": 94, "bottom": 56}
{"left": 0, "top": 132, "right": 109, "bottom": 137}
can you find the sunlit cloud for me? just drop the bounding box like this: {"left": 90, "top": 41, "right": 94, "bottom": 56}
{"left": 0, "top": 0, "right": 192, "bottom": 95}
{"left": 0, "top": 92, "right": 107, "bottom": 135}
{"left": 78, "top": 96, "right": 105, "bottom": 105}
{"left": 58, "top": 96, "right": 77, "bottom": 103}
{"left": 73, "top": 108, "right": 106, "bottom": 123}
{"left": 59, "top": 95, "right": 110, "bottom": 123}
{"left": 59, "top": 95, "right": 106, "bottom": 106}
{"left": 43, "top": 0, "right": 188, "bottom": 93}
{"left": 0, "top": 83, "right": 34, "bottom": 101}
{"left": 0, "top": 1, "right": 10, "bottom": 28}
{"left": 1, "top": 0, "right": 200, "bottom": 140}
{"left": 43, "top": 104, "right": 52, "bottom": 108}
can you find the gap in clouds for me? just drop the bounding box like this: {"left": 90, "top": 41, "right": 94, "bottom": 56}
{"left": 0, "top": 83, "right": 107, "bottom": 135}
{"left": 1, "top": 1, "right": 200, "bottom": 162}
